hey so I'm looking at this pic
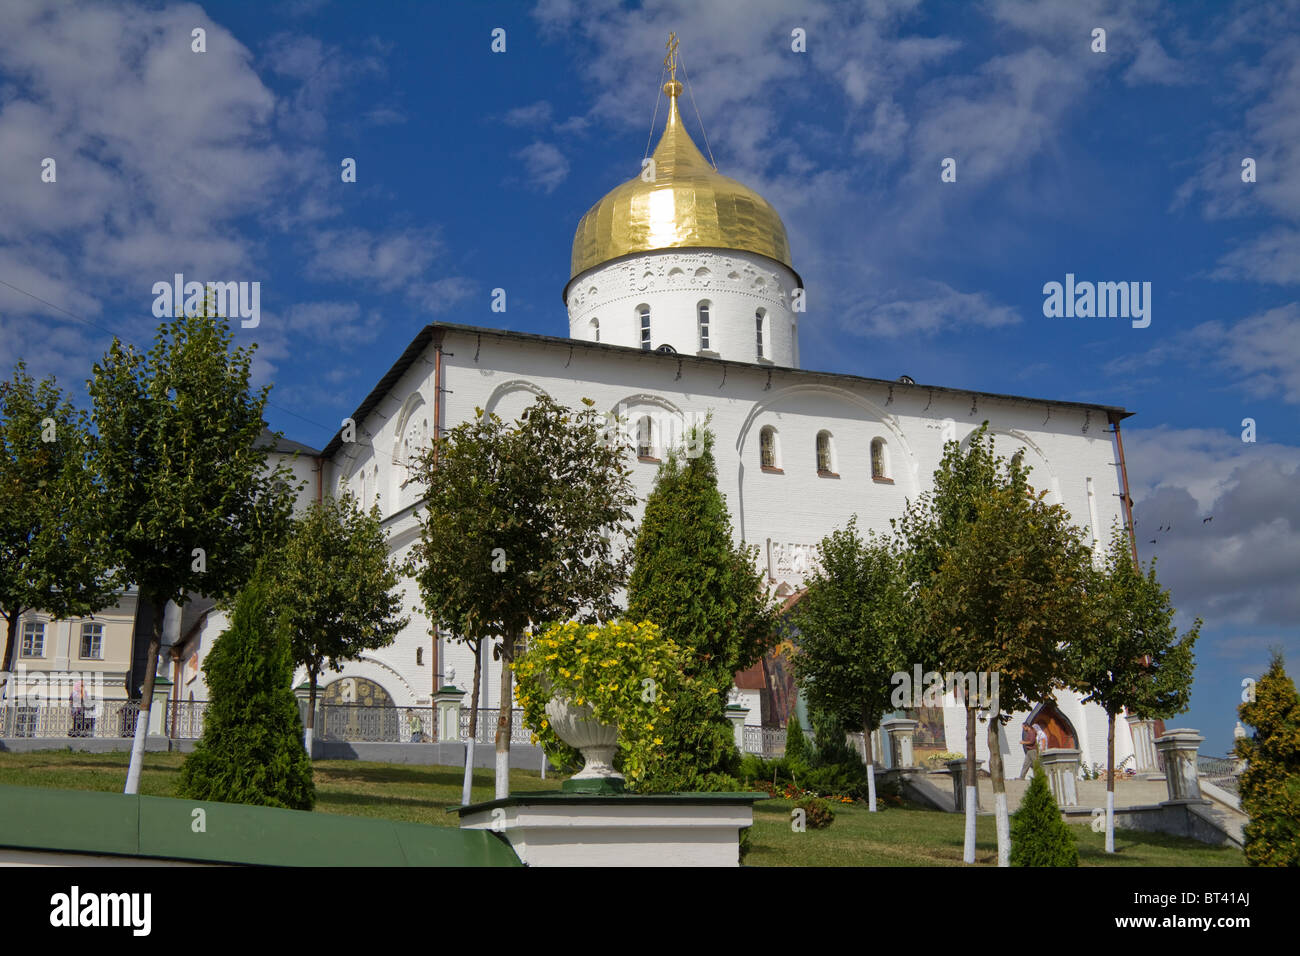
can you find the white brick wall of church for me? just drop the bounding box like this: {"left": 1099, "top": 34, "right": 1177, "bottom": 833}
{"left": 305, "top": 326, "right": 1131, "bottom": 763}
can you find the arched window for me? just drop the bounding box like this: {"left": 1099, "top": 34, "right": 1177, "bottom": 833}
{"left": 590, "top": 317, "right": 600, "bottom": 343}
{"left": 871, "top": 438, "right": 890, "bottom": 480}
{"left": 755, "top": 308, "right": 767, "bottom": 359}
{"left": 816, "top": 431, "right": 834, "bottom": 474}
{"left": 697, "top": 301, "right": 711, "bottom": 350}
{"left": 636, "top": 415, "right": 655, "bottom": 459}
{"left": 760, "top": 426, "right": 778, "bottom": 470}
{"left": 638, "top": 304, "right": 651, "bottom": 350}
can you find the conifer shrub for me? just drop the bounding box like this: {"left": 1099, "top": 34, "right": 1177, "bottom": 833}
{"left": 177, "top": 569, "right": 315, "bottom": 810}
{"left": 1236, "top": 652, "right": 1300, "bottom": 866}
{"left": 1010, "top": 758, "right": 1077, "bottom": 866}
{"left": 784, "top": 714, "right": 811, "bottom": 769}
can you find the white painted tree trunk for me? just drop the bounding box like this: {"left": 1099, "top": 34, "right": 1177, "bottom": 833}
{"left": 1106, "top": 789, "right": 1115, "bottom": 854}
{"left": 995, "top": 792, "right": 1009, "bottom": 867}
{"left": 125, "top": 600, "right": 180, "bottom": 795}
{"left": 964, "top": 789, "right": 977, "bottom": 863}
{"left": 123, "top": 694, "right": 150, "bottom": 795}
{"left": 962, "top": 706, "right": 977, "bottom": 863}
{"left": 866, "top": 762, "right": 877, "bottom": 813}
{"left": 495, "top": 747, "right": 509, "bottom": 799}
{"left": 303, "top": 725, "right": 313, "bottom": 754}
{"left": 461, "top": 735, "right": 476, "bottom": 805}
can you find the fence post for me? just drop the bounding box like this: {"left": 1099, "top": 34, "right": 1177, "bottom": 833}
{"left": 726, "top": 703, "right": 749, "bottom": 753}
{"left": 435, "top": 685, "right": 465, "bottom": 743}
{"left": 148, "top": 677, "right": 172, "bottom": 738}
{"left": 1155, "top": 729, "right": 1207, "bottom": 804}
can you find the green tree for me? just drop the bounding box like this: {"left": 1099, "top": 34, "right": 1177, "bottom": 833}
{"left": 88, "top": 307, "right": 297, "bottom": 794}
{"left": 627, "top": 426, "right": 777, "bottom": 791}
{"left": 1010, "top": 756, "right": 1078, "bottom": 867}
{"left": 1066, "top": 525, "right": 1199, "bottom": 854}
{"left": 1, "top": 364, "right": 118, "bottom": 687}
{"left": 791, "top": 518, "right": 913, "bottom": 811}
{"left": 1235, "top": 652, "right": 1300, "bottom": 866}
{"left": 407, "top": 395, "right": 636, "bottom": 800}
{"left": 783, "top": 713, "right": 811, "bottom": 770}
{"left": 925, "top": 477, "right": 1092, "bottom": 865}
{"left": 177, "top": 567, "right": 315, "bottom": 810}
{"left": 894, "top": 424, "right": 1006, "bottom": 862}
{"left": 264, "top": 488, "right": 408, "bottom": 751}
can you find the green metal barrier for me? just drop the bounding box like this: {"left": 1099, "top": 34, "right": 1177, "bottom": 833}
{"left": 0, "top": 784, "right": 520, "bottom": 867}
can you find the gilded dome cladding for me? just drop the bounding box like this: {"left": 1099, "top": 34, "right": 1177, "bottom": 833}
{"left": 569, "top": 91, "right": 793, "bottom": 281}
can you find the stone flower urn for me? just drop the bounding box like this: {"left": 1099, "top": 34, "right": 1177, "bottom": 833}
{"left": 545, "top": 695, "right": 625, "bottom": 794}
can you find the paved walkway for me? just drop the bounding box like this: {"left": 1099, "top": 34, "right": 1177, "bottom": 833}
{"left": 969, "top": 776, "right": 1170, "bottom": 813}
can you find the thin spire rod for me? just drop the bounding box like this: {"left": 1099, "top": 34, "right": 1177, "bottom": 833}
{"left": 679, "top": 57, "right": 717, "bottom": 170}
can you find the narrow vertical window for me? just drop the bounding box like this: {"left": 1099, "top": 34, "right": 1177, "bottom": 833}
{"left": 638, "top": 305, "right": 651, "bottom": 350}
{"left": 636, "top": 416, "right": 656, "bottom": 458}
{"left": 755, "top": 309, "right": 766, "bottom": 359}
{"left": 590, "top": 317, "right": 600, "bottom": 343}
{"left": 760, "top": 426, "right": 777, "bottom": 469}
{"left": 698, "top": 301, "right": 711, "bottom": 350}
{"left": 871, "top": 438, "right": 888, "bottom": 480}
{"left": 816, "top": 431, "right": 833, "bottom": 474}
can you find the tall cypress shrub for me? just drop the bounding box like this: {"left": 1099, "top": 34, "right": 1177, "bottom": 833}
{"left": 1236, "top": 652, "right": 1300, "bottom": 866}
{"left": 178, "top": 568, "right": 315, "bottom": 810}
{"left": 628, "top": 426, "right": 776, "bottom": 791}
{"left": 1010, "top": 759, "right": 1078, "bottom": 866}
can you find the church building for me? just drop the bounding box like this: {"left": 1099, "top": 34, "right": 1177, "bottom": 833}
{"left": 181, "top": 56, "right": 1144, "bottom": 774}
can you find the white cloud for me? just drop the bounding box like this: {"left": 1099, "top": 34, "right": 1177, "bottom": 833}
{"left": 1125, "top": 426, "right": 1300, "bottom": 630}
{"left": 514, "top": 141, "right": 570, "bottom": 193}
{"left": 1212, "top": 227, "right": 1300, "bottom": 285}
{"left": 502, "top": 100, "right": 553, "bottom": 127}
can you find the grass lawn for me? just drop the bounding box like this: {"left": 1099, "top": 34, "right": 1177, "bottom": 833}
{"left": 0, "top": 750, "right": 555, "bottom": 826}
{"left": 744, "top": 797, "right": 1245, "bottom": 866}
{"left": 0, "top": 749, "right": 1245, "bottom": 866}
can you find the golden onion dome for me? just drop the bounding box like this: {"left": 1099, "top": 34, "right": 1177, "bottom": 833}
{"left": 568, "top": 77, "right": 795, "bottom": 285}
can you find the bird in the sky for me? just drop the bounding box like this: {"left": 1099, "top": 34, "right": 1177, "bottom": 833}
{"left": 1149, "top": 539, "right": 1157, "bottom": 545}
{"left": 1203, "top": 516, "right": 1213, "bottom": 524}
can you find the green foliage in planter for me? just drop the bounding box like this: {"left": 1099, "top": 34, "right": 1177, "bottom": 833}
{"left": 1010, "top": 759, "right": 1077, "bottom": 866}
{"left": 795, "top": 796, "right": 835, "bottom": 829}
{"left": 784, "top": 714, "right": 811, "bottom": 770}
{"left": 513, "top": 619, "right": 684, "bottom": 788}
{"left": 1236, "top": 652, "right": 1300, "bottom": 867}
{"left": 177, "top": 569, "right": 315, "bottom": 810}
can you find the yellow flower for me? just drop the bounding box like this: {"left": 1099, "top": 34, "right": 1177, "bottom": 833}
{"left": 545, "top": 653, "right": 558, "bottom": 660}
{"left": 646, "top": 722, "right": 654, "bottom": 730}
{"left": 653, "top": 737, "right": 663, "bottom": 745}
{"left": 541, "top": 719, "right": 548, "bottom": 728}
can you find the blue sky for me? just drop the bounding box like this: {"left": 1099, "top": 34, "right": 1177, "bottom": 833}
{"left": 2, "top": 0, "right": 1297, "bottom": 754}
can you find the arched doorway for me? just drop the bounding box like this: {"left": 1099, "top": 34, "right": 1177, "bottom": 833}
{"left": 320, "top": 677, "right": 398, "bottom": 741}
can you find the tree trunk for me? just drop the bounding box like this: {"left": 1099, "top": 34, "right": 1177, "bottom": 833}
{"left": 461, "top": 638, "right": 483, "bottom": 806}
{"left": 963, "top": 705, "right": 977, "bottom": 864}
{"left": 0, "top": 611, "right": 18, "bottom": 709}
{"left": 124, "top": 599, "right": 164, "bottom": 795}
{"left": 989, "top": 713, "right": 1009, "bottom": 867}
{"left": 303, "top": 668, "right": 318, "bottom": 754}
{"left": 1, "top": 610, "right": 18, "bottom": 674}
{"left": 493, "top": 631, "right": 516, "bottom": 800}
{"left": 862, "top": 712, "right": 878, "bottom": 812}
{"left": 1106, "top": 709, "right": 1116, "bottom": 854}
